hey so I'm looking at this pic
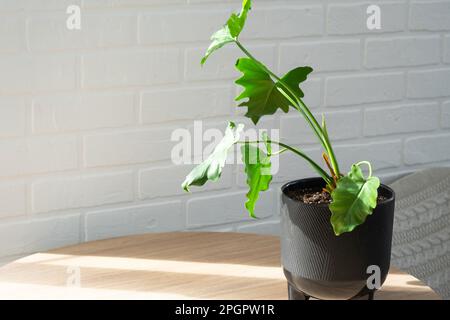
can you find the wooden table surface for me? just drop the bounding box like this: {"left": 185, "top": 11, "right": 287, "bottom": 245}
{"left": 0, "top": 232, "right": 440, "bottom": 300}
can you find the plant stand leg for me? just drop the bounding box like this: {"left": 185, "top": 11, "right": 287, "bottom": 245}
{"left": 287, "top": 283, "right": 310, "bottom": 300}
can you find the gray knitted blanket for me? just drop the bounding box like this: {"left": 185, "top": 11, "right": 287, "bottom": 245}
{"left": 390, "top": 168, "right": 450, "bottom": 300}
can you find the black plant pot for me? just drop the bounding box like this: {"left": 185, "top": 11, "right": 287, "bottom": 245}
{"left": 280, "top": 177, "right": 395, "bottom": 300}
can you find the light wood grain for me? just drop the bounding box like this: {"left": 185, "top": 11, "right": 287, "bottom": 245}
{"left": 0, "top": 232, "right": 441, "bottom": 300}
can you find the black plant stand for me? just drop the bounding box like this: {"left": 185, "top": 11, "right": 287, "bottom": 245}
{"left": 288, "top": 283, "right": 310, "bottom": 300}
{"left": 288, "top": 283, "right": 376, "bottom": 300}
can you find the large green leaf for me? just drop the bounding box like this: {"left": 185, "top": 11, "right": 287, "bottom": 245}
{"left": 329, "top": 164, "right": 380, "bottom": 236}
{"left": 182, "top": 122, "right": 244, "bottom": 191}
{"left": 241, "top": 143, "right": 272, "bottom": 218}
{"left": 235, "top": 58, "right": 313, "bottom": 124}
{"left": 201, "top": 0, "right": 252, "bottom": 65}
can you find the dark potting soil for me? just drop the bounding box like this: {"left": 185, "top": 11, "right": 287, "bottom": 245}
{"left": 286, "top": 188, "right": 387, "bottom": 205}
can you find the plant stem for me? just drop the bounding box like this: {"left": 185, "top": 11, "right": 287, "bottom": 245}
{"left": 270, "top": 148, "right": 288, "bottom": 156}
{"left": 235, "top": 40, "right": 341, "bottom": 177}
{"left": 238, "top": 140, "right": 333, "bottom": 185}
{"left": 322, "top": 153, "right": 337, "bottom": 188}
{"left": 356, "top": 161, "right": 373, "bottom": 179}
{"left": 275, "top": 141, "right": 332, "bottom": 185}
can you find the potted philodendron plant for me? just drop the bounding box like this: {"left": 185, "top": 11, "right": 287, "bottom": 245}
{"left": 182, "top": 0, "right": 395, "bottom": 300}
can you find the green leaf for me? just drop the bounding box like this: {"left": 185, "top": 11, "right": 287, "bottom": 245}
{"left": 262, "top": 131, "right": 271, "bottom": 155}
{"left": 241, "top": 143, "right": 272, "bottom": 218}
{"left": 329, "top": 164, "right": 380, "bottom": 236}
{"left": 201, "top": 28, "right": 234, "bottom": 66}
{"left": 235, "top": 58, "right": 313, "bottom": 124}
{"left": 321, "top": 113, "right": 329, "bottom": 142}
{"left": 281, "top": 66, "right": 313, "bottom": 100}
{"left": 201, "top": 0, "right": 252, "bottom": 65}
{"left": 227, "top": 0, "right": 252, "bottom": 38}
{"left": 182, "top": 122, "right": 244, "bottom": 191}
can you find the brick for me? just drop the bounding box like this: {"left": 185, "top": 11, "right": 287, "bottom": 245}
{"left": 84, "top": 201, "right": 184, "bottom": 241}
{"left": 410, "top": 1, "right": 450, "bottom": 31}
{"left": 0, "top": 183, "right": 26, "bottom": 219}
{"left": 184, "top": 45, "right": 276, "bottom": 81}
{"left": 16, "top": 0, "right": 82, "bottom": 10}
{"left": 139, "top": 165, "right": 232, "bottom": 200}
{"left": 405, "top": 134, "right": 450, "bottom": 164}
{"left": 82, "top": 0, "right": 184, "bottom": 8}
{"left": 187, "top": 190, "right": 275, "bottom": 228}
{"left": 365, "top": 36, "right": 440, "bottom": 69}
{"left": 82, "top": 49, "right": 180, "bottom": 88}
{"left": 0, "top": 97, "right": 26, "bottom": 138}
{"left": 0, "top": 136, "right": 77, "bottom": 178}
{"left": 140, "top": 86, "right": 233, "bottom": 124}
{"left": 299, "top": 78, "right": 322, "bottom": 109}
{"left": 442, "top": 101, "right": 450, "bottom": 128}
{"left": 242, "top": 6, "right": 324, "bottom": 39}
{"left": 139, "top": 9, "right": 228, "bottom": 44}
{"left": 335, "top": 140, "right": 402, "bottom": 171}
{"left": 272, "top": 147, "right": 322, "bottom": 184}
{"left": 279, "top": 40, "right": 361, "bottom": 73}
{"left": 328, "top": 3, "right": 405, "bottom": 35}
{"left": 281, "top": 110, "right": 362, "bottom": 145}
{"left": 236, "top": 219, "right": 281, "bottom": 236}
{"left": 444, "top": 36, "right": 450, "bottom": 63}
{"left": 0, "top": 53, "right": 77, "bottom": 94}
{"left": 407, "top": 68, "right": 450, "bottom": 98}
{"left": 0, "top": 0, "right": 26, "bottom": 11}
{"left": 325, "top": 73, "right": 404, "bottom": 107}
{"left": 31, "top": 171, "right": 134, "bottom": 213}
{"left": 364, "top": 102, "right": 440, "bottom": 136}
{"left": 0, "top": 214, "right": 80, "bottom": 257}
{"left": 0, "top": 16, "right": 25, "bottom": 52}
{"left": 33, "top": 92, "right": 135, "bottom": 133}
{"left": 83, "top": 128, "right": 174, "bottom": 167}
{"left": 28, "top": 13, "right": 137, "bottom": 51}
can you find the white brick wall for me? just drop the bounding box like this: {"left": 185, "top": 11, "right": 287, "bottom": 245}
{"left": 1, "top": 0, "right": 450, "bottom": 264}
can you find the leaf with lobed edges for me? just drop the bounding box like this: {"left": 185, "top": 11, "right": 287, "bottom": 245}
{"left": 241, "top": 142, "right": 272, "bottom": 218}
{"left": 329, "top": 163, "right": 380, "bottom": 236}
{"left": 182, "top": 122, "right": 244, "bottom": 191}
{"left": 235, "top": 58, "right": 313, "bottom": 124}
{"left": 201, "top": 0, "right": 252, "bottom": 65}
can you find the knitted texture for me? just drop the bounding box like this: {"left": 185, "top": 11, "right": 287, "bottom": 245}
{"left": 390, "top": 168, "right": 450, "bottom": 300}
